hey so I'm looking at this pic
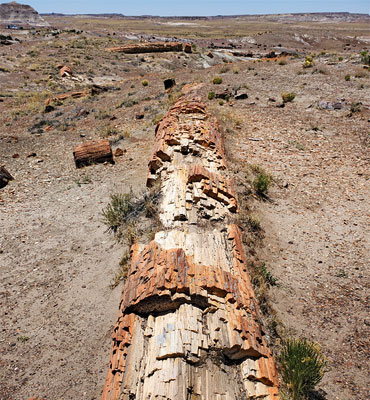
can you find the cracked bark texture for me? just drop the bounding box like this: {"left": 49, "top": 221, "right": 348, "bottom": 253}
{"left": 102, "top": 95, "right": 280, "bottom": 400}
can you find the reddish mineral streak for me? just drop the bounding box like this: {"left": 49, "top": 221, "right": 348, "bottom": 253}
{"left": 102, "top": 94, "right": 280, "bottom": 399}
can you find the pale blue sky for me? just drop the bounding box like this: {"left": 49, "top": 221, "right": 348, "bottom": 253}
{"left": 6, "top": 0, "right": 370, "bottom": 16}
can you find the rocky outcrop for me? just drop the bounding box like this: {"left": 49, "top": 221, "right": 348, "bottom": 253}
{"left": 102, "top": 96, "right": 280, "bottom": 399}
{"left": 0, "top": 2, "right": 49, "bottom": 26}
{"left": 107, "top": 42, "right": 184, "bottom": 54}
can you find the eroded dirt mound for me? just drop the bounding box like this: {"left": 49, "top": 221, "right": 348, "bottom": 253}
{"left": 0, "top": 1, "right": 49, "bottom": 26}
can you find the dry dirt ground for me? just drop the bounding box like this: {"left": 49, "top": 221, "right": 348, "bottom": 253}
{"left": 0, "top": 15, "right": 369, "bottom": 400}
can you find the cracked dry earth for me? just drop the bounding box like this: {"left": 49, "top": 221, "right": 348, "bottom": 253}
{"left": 0, "top": 26, "right": 369, "bottom": 400}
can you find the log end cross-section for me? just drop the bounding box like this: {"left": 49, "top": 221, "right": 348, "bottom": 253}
{"left": 102, "top": 97, "right": 280, "bottom": 400}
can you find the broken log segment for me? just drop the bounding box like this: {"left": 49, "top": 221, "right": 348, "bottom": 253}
{"left": 106, "top": 41, "right": 184, "bottom": 54}
{"left": 102, "top": 96, "right": 280, "bottom": 399}
{"left": 0, "top": 166, "right": 14, "bottom": 189}
{"left": 73, "top": 140, "right": 113, "bottom": 168}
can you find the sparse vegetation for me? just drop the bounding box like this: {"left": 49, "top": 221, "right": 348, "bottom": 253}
{"left": 102, "top": 185, "right": 161, "bottom": 242}
{"left": 220, "top": 65, "right": 230, "bottom": 73}
{"left": 253, "top": 171, "right": 272, "bottom": 196}
{"left": 110, "top": 251, "right": 130, "bottom": 288}
{"left": 208, "top": 92, "right": 215, "bottom": 100}
{"left": 282, "top": 92, "right": 296, "bottom": 103}
{"left": 303, "top": 55, "right": 314, "bottom": 68}
{"left": 17, "top": 335, "right": 30, "bottom": 343}
{"left": 345, "top": 74, "right": 351, "bottom": 81}
{"left": 360, "top": 50, "right": 369, "bottom": 65}
{"left": 257, "top": 262, "right": 278, "bottom": 287}
{"left": 278, "top": 57, "right": 287, "bottom": 65}
{"left": 280, "top": 338, "right": 328, "bottom": 400}
{"left": 141, "top": 79, "right": 149, "bottom": 86}
{"left": 213, "top": 76, "right": 223, "bottom": 84}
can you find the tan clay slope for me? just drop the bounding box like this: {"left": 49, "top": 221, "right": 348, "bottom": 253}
{"left": 0, "top": 1, "right": 49, "bottom": 26}
{"left": 102, "top": 94, "right": 280, "bottom": 400}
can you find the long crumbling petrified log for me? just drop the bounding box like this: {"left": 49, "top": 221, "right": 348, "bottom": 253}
{"left": 102, "top": 96, "right": 280, "bottom": 399}
{"left": 107, "top": 41, "right": 184, "bottom": 54}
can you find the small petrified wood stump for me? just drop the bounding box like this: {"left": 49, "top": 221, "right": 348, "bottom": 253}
{"left": 73, "top": 140, "right": 113, "bottom": 168}
{"left": 102, "top": 96, "right": 280, "bottom": 400}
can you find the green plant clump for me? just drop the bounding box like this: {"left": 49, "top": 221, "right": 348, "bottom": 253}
{"left": 280, "top": 338, "right": 328, "bottom": 400}
{"left": 253, "top": 172, "right": 271, "bottom": 196}
{"left": 213, "top": 76, "right": 223, "bottom": 84}
{"left": 141, "top": 79, "right": 149, "bottom": 86}
{"left": 360, "top": 50, "right": 370, "bottom": 65}
{"left": 102, "top": 193, "right": 135, "bottom": 234}
{"left": 345, "top": 74, "right": 351, "bottom": 81}
{"left": 282, "top": 92, "right": 296, "bottom": 103}
{"left": 208, "top": 92, "right": 215, "bottom": 100}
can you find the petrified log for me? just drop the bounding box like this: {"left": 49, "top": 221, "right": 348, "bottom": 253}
{"left": 45, "top": 90, "right": 89, "bottom": 106}
{"left": 0, "top": 166, "right": 13, "bottom": 188}
{"left": 107, "top": 42, "right": 183, "bottom": 54}
{"left": 102, "top": 97, "right": 280, "bottom": 399}
{"left": 73, "top": 140, "right": 113, "bottom": 168}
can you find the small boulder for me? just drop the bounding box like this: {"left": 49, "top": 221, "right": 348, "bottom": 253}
{"left": 164, "top": 78, "right": 176, "bottom": 90}
{"left": 114, "top": 148, "right": 125, "bottom": 157}
{"left": 183, "top": 43, "right": 192, "bottom": 53}
{"left": 59, "top": 65, "right": 72, "bottom": 77}
{"left": 0, "top": 166, "right": 13, "bottom": 189}
{"left": 234, "top": 91, "right": 248, "bottom": 100}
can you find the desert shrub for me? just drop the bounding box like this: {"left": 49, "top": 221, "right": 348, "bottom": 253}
{"left": 354, "top": 69, "right": 368, "bottom": 78}
{"left": 110, "top": 251, "right": 130, "bottom": 288}
{"left": 152, "top": 113, "right": 164, "bottom": 125}
{"left": 208, "top": 92, "right": 215, "bottom": 100}
{"left": 245, "top": 215, "right": 261, "bottom": 232}
{"left": 257, "top": 262, "right": 278, "bottom": 287}
{"left": 233, "top": 66, "right": 239, "bottom": 74}
{"left": 280, "top": 338, "right": 328, "bottom": 400}
{"left": 213, "top": 76, "right": 223, "bottom": 84}
{"left": 0, "top": 66, "right": 10, "bottom": 72}
{"left": 338, "top": 56, "right": 343, "bottom": 61}
{"left": 360, "top": 50, "right": 369, "bottom": 65}
{"left": 141, "top": 79, "right": 149, "bottom": 86}
{"left": 116, "top": 98, "right": 138, "bottom": 108}
{"left": 278, "top": 58, "right": 287, "bottom": 65}
{"left": 303, "top": 55, "right": 314, "bottom": 68}
{"left": 220, "top": 65, "right": 230, "bottom": 73}
{"left": 282, "top": 92, "right": 295, "bottom": 103}
{"left": 350, "top": 102, "right": 362, "bottom": 113}
{"left": 345, "top": 74, "right": 351, "bottom": 81}
{"left": 219, "top": 100, "right": 224, "bottom": 106}
{"left": 102, "top": 192, "right": 135, "bottom": 234}
{"left": 253, "top": 172, "right": 271, "bottom": 195}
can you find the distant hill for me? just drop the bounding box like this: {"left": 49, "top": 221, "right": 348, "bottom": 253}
{"left": 0, "top": 1, "right": 49, "bottom": 26}
{"left": 40, "top": 11, "right": 369, "bottom": 22}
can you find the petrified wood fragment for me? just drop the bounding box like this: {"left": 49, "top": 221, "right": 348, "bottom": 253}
{"left": 0, "top": 166, "right": 13, "bottom": 189}
{"left": 73, "top": 139, "right": 113, "bottom": 168}
{"left": 107, "top": 42, "right": 183, "bottom": 54}
{"left": 102, "top": 97, "right": 280, "bottom": 399}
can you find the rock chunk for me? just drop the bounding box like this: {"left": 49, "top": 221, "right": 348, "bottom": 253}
{"left": 0, "top": 166, "right": 13, "bottom": 188}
